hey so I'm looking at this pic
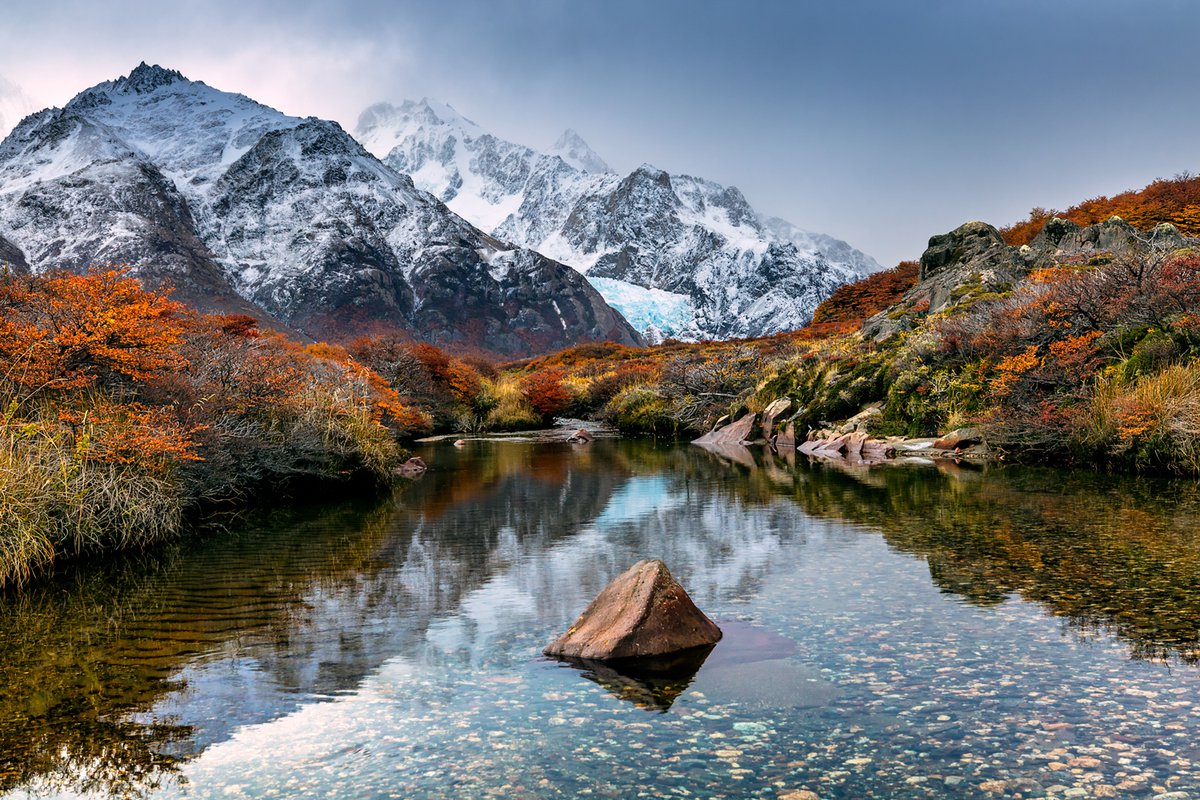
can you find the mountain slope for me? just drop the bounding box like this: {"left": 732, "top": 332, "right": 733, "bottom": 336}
{"left": 0, "top": 64, "right": 640, "bottom": 356}
{"left": 355, "top": 100, "right": 879, "bottom": 340}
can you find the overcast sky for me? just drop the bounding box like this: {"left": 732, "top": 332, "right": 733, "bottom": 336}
{"left": 2, "top": 0, "right": 1198, "bottom": 267}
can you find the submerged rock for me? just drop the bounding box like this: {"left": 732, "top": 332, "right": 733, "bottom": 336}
{"left": 396, "top": 456, "right": 428, "bottom": 478}
{"left": 544, "top": 559, "right": 722, "bottom": 661}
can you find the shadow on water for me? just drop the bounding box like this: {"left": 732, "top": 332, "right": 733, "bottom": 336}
{"left": 551, "top": 645, "right": 717, "bottom": 712}
{"left": 549, "top": 619, "right": 806, "bottom": 712}
{"left": 4, "top": 438, "right": 1200, "bottom": 794}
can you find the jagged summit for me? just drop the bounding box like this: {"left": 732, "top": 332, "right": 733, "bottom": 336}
{"left": 119, "top": 62, "right": 188, "bottom": 94}
{"left": 67, "top": 62, "right": 191, "bottom": 108}
{"left": 550, "top": 128, "right": 612, "bottom": 174}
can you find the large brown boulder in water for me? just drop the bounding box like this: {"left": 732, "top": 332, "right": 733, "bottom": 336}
{"left": 544, "top": 560, "right": 722, "bottom": 661}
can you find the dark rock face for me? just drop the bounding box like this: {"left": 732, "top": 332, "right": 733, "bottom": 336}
{"left": 915, "top": 221, "right": 1025, "bottom": 311}
{"left": 0, "top": 234, "right": 27, "bottom": 273}
{"left": 1028, "top": 215, "right": 1187, "bottom": 259}
{"left": 544, "top": 559, "right": 722, "bottom": 661}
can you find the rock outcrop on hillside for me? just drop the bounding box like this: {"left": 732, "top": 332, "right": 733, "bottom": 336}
{"left": 861, "top": 216, "right": 1199, "bottom": 342}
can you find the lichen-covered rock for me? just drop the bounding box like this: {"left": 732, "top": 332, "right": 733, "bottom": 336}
{"left": 861, "top": 221, "right": 1025, "bottom": 341}
{"left": 544, "top": 559, "right": 722, "bottom": 661}
{"left": 1017, "top": 215, "right": 1194, "bottom": 271}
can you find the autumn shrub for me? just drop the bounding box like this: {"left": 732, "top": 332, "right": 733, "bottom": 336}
{"left": 661, "top": 352, "right": 762, "bottom": 431}
{"left": 600, "top": 383, "right": 676, "bottom": 436}
{"left": 519, "top": 367, "right": 571, "bottom": 421}
{"left": 586, "top": 362, "right": 662, "bottom": 408}
{"left": 349, "top": 335, "right": 488, "bottom": 429}
{"left": 484, "top": 376, "right": 541, "bottom": 430}
{"left": 0, "top": 391, "right": 191, "bottom": 586}
{"left": 1081, "top": 364, "right": 1200, "bottom": 473}
{"left": 810, "top": 261, "right": 919, "bottom": 325}
{"left": 0, "top": 268, "right": 417, "bottom": 586}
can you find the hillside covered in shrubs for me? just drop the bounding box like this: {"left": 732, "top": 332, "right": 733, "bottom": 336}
{"left": 497, "top": 182, "right": 1200, "bottom": 476}
{"left": 1000, "top": 172, "right": 1200, "bottom": 246}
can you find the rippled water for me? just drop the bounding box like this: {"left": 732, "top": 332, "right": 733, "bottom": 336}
{"left": 6, "top": 440, "right": 1200, "bottom": 798}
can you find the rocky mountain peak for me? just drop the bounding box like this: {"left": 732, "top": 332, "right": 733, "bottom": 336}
{"left": 358, "top": 100, "right": 877, "bottom": 341}
{"left": 550, "top": 128, "right": 611, "bottom": 174}
{"left": 116, "top": 62, "right": 188, "bottom": 95}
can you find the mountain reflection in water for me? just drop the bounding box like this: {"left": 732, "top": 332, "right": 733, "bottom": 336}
{"left": 3, "top": 439, "right": 1200, "bottom": 797}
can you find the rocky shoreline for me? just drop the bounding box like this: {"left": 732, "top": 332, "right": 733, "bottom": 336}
{"left": 694, "top": 398, "right": 990, "bottom": 466}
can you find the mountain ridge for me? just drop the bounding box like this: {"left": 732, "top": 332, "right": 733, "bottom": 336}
{"left": 0, "top": 64, "right": 641, "bottom": 357}
{"left": 355, "top": 98, "right": 880, "bottom": 341}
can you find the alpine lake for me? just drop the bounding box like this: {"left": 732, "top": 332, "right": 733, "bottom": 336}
{"left": 6, "top": 435, "right": 1200, "bottom": 799}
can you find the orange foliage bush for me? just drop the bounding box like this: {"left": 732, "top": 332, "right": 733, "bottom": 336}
{"left": 520, "top": 367, "right": 571, "bottom": 419}
{"left": 0, "top": 268, "right": 186, "bottom": 391}
{"left": 1, "top": 268, "right": 424, "bottom": 500}
{"left": 349, "top": 335, "right": 488, "bottom": 425}
{"left": 811, "top": 261, "right": 919, "bottom": 326}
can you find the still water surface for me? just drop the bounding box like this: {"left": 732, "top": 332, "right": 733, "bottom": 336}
{"left": 5, "top": 440, "right": 1200, "bottom": 798}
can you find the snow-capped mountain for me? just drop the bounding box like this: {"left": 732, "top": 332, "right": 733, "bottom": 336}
{"left": 0, "top": 65, "right": 640, "bottom": 356}
{"left": 549, "top": 129, "right": 612, "bottom": 175}
{"left": 356, "top": 99, "right": 879, "bottom": 340}
{"left": 0, "top": 74, "right": 38, "bottom": 139}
